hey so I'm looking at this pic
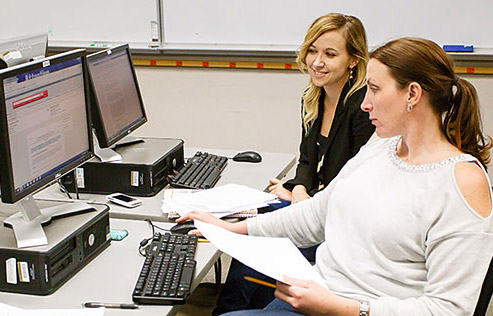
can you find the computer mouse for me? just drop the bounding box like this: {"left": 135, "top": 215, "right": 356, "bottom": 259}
{"left": 170, "top": 221, "right": 197, "bottom": 234}
{"left": 232, "top": 151, "right": 262, "bottom": 163}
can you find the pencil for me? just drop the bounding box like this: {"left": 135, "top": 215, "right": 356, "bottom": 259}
{"left": 244, "top": 276, "right": 277, "bottom": 289}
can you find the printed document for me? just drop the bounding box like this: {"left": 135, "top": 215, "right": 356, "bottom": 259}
{"left": 194, "top": 220, "right": 327, "bottom": 288}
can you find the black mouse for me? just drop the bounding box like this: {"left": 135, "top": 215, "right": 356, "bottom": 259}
{"left": 170, "top": 221, "right": 197, "bottom": 234}
{"left": 232, "top": 151, "right": 262, "bottom": 163}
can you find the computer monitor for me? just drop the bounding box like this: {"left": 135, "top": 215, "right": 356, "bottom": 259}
{"left": 0, "top": 33, "right": 48, "bottom": 67}
{"left": 86, "top": 43, "right": 147, "bottom": 162}
{"left": 0, "top": 49, "right": 94, "bottom": 248}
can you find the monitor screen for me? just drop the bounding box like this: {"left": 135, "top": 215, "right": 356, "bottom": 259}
{"left": 0, "top": 49, "right": 93, "bottom": 204}
{"left": 0, "top": 33, "right": 48, "bottom": 67}
{"left": 87, "top": 43, "right": 147, "bottom": 148}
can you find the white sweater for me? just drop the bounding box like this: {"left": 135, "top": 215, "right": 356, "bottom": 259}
{"left": 248, "top": 137, "right": 493, "bottom": 316}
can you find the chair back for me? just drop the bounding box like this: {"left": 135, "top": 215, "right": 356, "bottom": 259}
{"left": 474, "top": 256, "right": 493, "bottom": 315}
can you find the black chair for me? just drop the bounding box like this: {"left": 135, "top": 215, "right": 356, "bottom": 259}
{"left": 474, "top": 256, "right": 493, "bottom": 315}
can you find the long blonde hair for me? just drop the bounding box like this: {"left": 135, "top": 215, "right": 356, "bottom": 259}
{"left": 297, "top": 13, "right": 368, "bottom": 133}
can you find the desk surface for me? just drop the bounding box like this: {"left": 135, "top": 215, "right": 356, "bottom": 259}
{"left": 0, "top": 219, "right": 220, "bottom": 316}
{"left": 37, "top": 148, "right": 296, "bottom": 222}
{"left": 0, "top": 147, "right": 294, "bottom": 315}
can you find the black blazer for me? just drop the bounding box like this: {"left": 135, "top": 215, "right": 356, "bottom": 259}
{"left": 284, "top": 83, "right": 374, "bottom": 196}
{"left": 0, "top": 58, "right": 7, "bottom": 69}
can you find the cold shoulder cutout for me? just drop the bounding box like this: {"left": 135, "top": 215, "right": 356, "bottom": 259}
{"left": 455, "top": 161, "right": 492, "bottom": 218}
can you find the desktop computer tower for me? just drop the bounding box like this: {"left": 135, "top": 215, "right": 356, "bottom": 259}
{"left": 0, "top": 205, "right": 110, "bottom": 295}
{"left": 61, "top": 138, "right": 184, "bottom": 196}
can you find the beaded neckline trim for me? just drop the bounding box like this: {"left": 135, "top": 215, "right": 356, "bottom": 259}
{"left": 388, "top": 136, "right": 472, "bottom": 173}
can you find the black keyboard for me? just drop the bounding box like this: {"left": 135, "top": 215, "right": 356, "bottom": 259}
{"left": 170, "top": 151, "right": 228, "bottom": 189}
{"left": 132, "top": 233, "right": 197, "bottom": 305}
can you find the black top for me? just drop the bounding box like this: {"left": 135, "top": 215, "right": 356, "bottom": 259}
{"left": 284, "top": 83, "right": 375, "bottom": 196}
{"left": 316, "top": 133, "right": 330, "bottom": 187}
{"left": 0, "top": 58, "right": 7, "bottom": 70}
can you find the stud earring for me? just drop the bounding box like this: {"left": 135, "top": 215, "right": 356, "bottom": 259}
{"left": 349, "top": 68, "right": 354, "bottom": 80}
{"left": 407, "top": 103, "right": 413, "bottom": 113}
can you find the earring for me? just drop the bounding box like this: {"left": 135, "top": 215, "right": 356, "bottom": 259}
{"left": 407, "top": 103, "right": 413, "bottom": 113}
{"left": 349, "top": 68, "right": 354, "bottom": 80}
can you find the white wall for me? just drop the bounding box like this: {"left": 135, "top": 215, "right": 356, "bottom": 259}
{"left": 133, "top": 66, "right": 306, "bottom": 155}
{"left": 133, "top": 66, "right": 493, "bottom": 174}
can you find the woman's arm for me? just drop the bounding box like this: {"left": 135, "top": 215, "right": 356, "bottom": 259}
{"left": 291, "top": 184, "right": 310, "bottom": 203}
{"left": 284, "top": 102, "right": 317, "bottom": 193}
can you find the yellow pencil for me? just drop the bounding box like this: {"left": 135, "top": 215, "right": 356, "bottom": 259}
{"left": 244, "top": 276, "right": 277, "bottom": 289}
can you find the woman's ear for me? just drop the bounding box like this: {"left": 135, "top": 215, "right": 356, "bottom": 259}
{"left": 407, "top": 82, "right": 422, "bottom": 105}
{"left": 349, "top": 57, "right": 359, "bottom": 69}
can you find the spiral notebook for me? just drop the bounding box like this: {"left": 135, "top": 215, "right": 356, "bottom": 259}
{"left": 166, "top": 208, "right": 257, "bottom": 220}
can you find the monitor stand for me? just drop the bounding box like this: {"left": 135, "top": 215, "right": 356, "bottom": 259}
{"left": 93, "top": 132, "right": 144, "bottom": 163}
{"left": 115, "top": 135, "right": 145, "bottom": 147}
{"left": 94, "top": 144, "right": 122, "bottom": 163}
{"left": 3, "top": 195, "right": 93, "bottom": 248}
{"left": 93, "top": 130, "right": 122, "bottom": 162}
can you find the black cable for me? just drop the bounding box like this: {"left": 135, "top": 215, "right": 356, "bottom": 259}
{"left": 146, "top": 219, "right": 156, "bottom": 236}
{"left": 57, "top": 179, "right": 73, "bottom": 199}
{"left": 138, "top": 219, "right": 171, "bottom": 257}
{"left": 73, "top": 169, "right": 80, "bottom": 200}
{"left": 145, "top": 219, "right": 170, "bottom": 233}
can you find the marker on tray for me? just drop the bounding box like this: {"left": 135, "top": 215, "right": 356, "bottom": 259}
{"left": 443, "top": 45, "right": 474, "bottom": 52}
{"left": 90, "top": 43, "right": 109, "bottom": 48}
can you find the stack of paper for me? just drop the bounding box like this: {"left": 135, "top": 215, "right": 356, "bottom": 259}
{"left": 161, "top": 184, "right": 278, "bottom": 218}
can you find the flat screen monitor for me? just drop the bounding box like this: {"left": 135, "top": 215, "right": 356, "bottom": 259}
{"left": 0, "top": 33, "right": 48, "bottom": 67}
{"left": 86, "top": 43, "right": 147, "bottom": 161}
{"left": 0, "top": 49, "right": 94, "bottom": 248}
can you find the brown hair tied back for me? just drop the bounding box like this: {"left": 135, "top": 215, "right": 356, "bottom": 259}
{"left": 370, "top": 38, "right": 491, "bottom": 169}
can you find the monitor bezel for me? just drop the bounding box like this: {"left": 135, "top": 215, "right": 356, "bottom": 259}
{"left": 0, "top": 49, "right": 94, "bottom": 203}
{"left": 0, "top": 33, "right": 48, "bottom": 67}
{"left": 86, "top": 43, "right": 148, "bottom": 148}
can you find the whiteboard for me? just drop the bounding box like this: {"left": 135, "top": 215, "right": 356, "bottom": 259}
{"left": 163, "top": 0, "right": 493, "bottom": 49}
{"left": 0, "top": 0, "right": 159, "bottom": 44}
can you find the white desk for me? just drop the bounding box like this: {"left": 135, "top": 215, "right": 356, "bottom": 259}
{"left": 0, "top": 219, "right": 220, "bottom": 315}
{"left": 0, "top": 148, "right": 295, "bottom": 315}
{"left": 36, "top": 148, "right": 296, "bottom": 222}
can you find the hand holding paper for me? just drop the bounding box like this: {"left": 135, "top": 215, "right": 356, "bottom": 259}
{"left": 194, "top": 220, "right": 326, "bottom": 288}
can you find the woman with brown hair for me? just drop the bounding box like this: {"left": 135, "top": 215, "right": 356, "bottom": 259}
{"left": 180, "top": 37, "right": 493, "bottom": 316}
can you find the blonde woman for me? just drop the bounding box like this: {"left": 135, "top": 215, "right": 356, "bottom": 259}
{"left": 213, "top": 13, "right": 374, "bottom": 316}
{"left": 269, "top": 13, "right": 374, "bottom": 204}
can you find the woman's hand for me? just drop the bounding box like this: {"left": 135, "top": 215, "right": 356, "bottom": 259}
{"left": 176, "top": 210, "right": 248, "bottom": 235}
{"left": 268, "top": 178, "right": 293, "bottom": 202}
{"left": 291, "top": 185, "right": 310, "bottom": 204}
{"left": 177, "top": 210, "right": 230, "bottom": 229}
{"left": 275, "top": 276, "right": 360, "bottom": 316}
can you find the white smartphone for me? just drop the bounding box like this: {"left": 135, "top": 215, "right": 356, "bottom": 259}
{"left": 106, "top": 193, "right": 142, "bottom": 208}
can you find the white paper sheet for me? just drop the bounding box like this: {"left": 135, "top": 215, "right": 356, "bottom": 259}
{"left": 0, "top": 302, "right": 105, "bottom": 316}
{"left": 164, "top": 184, "right": 277, "bottom": 217}
{"left": 194, "top": 220, "right": 327, "bottom": 288}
